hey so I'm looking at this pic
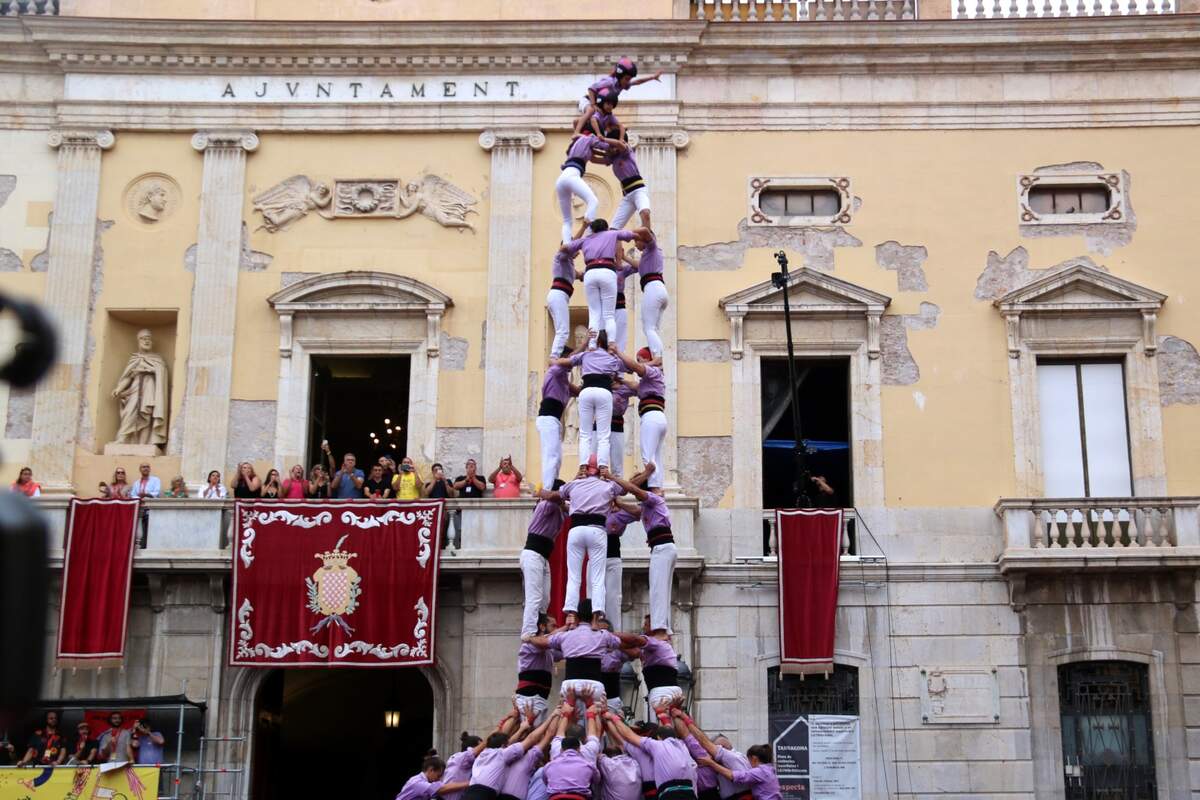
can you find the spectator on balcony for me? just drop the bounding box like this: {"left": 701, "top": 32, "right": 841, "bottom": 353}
{"left": 10, "top": 466, "right": 40, "bottom": 497}
{"left": 281, "top": 465, "right": 307, "bottom": 499}
{"left": 110, "top": 468, "right": 132, "bottom": 499}
{"left": 453, "top": 460, "right": 486, "bottom": 499}
{"left": 490, "top": 456, "right": 523, "bottom": 498}
{"left": 98, "top": 711, "right": 133, "bottom": 763}
{"left": 130, "top": 463, "right": 162, "bottom": 499}
{"left": 231, "top": 462, "right": 262, "bottom": 499}
{"left": 16, "top": 710, "right": 65, "bottom": 766}
{"left": 394, "top": 456, "right": 423, "bottom": 500}
{"left": 164, "top": 476, "right": 188, "bottom": 498}
{"left": 330, "top": 453, "right": 364, "bottom": 500}
{"left": 261, "top": 469, "right": 282, "bottom": 499}
{"left": 379, "top": 456, "right": 397, "bottom": 489}
{"left": 424, "top": 463, "right": 456, "bottom": 500}
{"left": 131, "top": 720, "right": 166, "bottom": 766}
{"left": 201, "top": 470, "right": 227, "bottom": 499}
{"left": 98, "top": 482, "right": 113, "bottom": 498}
{"left": 363, "top": 464, "right": 393, "bottom": 499}
{"left": 67, "top": 722, "right": 98, "bottom": 765}
{"left": 306, "top": 465, "right": 330, "bottom": 499}
{"left": 0, "top": 739, "right": 16, "bottom": 766}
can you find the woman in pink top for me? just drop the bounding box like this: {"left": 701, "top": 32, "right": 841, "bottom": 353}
{"left": 11, "top": 467, "right": 40, "bottom": 497}
{"left": 490, "top": 456, "right": 523, "bottom": 498}
{"left": 281, "top": 465, "right": 307, "bottom": 499}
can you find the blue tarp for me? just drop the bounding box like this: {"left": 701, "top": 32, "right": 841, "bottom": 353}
{"left": 763, "top": 439, "right": 849, "bottom": 452}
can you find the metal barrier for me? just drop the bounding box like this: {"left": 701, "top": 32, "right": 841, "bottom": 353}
{"left": 193, "top": 735, "right": 246, "bottom": 800}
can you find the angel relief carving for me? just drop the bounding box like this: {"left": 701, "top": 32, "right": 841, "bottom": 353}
{"left": 252, "top": 173, "right": 478, "bottom": 233}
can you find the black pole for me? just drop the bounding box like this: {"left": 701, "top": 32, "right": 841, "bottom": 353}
{"left": 773, "top": 251, "right": 812, "bottom": 507}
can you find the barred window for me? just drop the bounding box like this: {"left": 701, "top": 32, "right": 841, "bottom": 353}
{"left": 767, "top": 664, "right": 859, "bottom": 716}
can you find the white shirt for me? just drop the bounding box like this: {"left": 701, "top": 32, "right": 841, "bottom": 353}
{"left": 201, "top": 484, "right": 228, "bottom": 499}
{"left": 130, "top": 475, "right": 162, "bottom": 498}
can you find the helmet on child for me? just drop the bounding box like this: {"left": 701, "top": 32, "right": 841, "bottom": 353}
{"left": 613, "top": 57, "right": 638, "bottom": 78}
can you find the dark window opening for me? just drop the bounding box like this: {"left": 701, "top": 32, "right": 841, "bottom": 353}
{"left": 253, "top": 668, "right": 433, "bottom": 800}
{"left": 1058, "top": 661, "right": 1156, "bottom": 799}
{"left": 759, "top": 188, "right": 842, "bottom": 218}
{"left": 768, "top": 664, "right": 860, "bottom": 716}
{"left": 1028, "top": 185, "right": 1112, "bottom": 216}
{"left": 307, "top": 355, "right": 410, "bottom": 470}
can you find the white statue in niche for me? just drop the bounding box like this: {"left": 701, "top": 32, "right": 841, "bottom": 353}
{"left": 111, "top": 329, "right": 169, "bottom": 446}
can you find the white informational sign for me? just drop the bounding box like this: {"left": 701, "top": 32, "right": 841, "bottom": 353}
{"left": 771, "top": 713, "right": 861, "bottom": 800}
{"left": 64, "top": 73, "right": 676, "bottom": 104}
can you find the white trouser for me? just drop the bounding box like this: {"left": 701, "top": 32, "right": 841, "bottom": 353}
{"left": 583, "top": 268, "right": 618, "bottom": 344}
{"left": 577, "top": 386, "right": 613, "bottom": 468}
{"left": 649, "top": 542, "right": 677, "bottom": 634}
{"left": 519, "top": 548, "right": 552, "bottom": 637}
{"left": 560, "top": 678, "right": 607, "bottom": 714}
{"left": 547, "top": 287, "right": 572, "bottom": 358}
{"left": 609, "top": 428, "right": 625, "bottom": 477}
{"left": 611, "top": 187, "right": 651, "bottom": 230}
{"left": 615, "top": 306, "right": 628, "bottom": 352}
{"left": 606, "top": 695, "right": 624, "bottom": 715}
{"left": 536, "top": 415, "right": 563, "bottom": 489}
{"left": 639, "top": 409, "right": 668, "bottom": 488}
{"left": 556, "top": 166, "right": 597, "bottom": 243}
{"left": 604, "top": 555, "right": 622, "bottom": 626}
{"left": 564, "top": 524, "right": 608, "bottom": 614}
{"left": 514, "top": 694, "right": 549, "bottom": 726}
{"left": 641, "top": 280, "right": 669, "bottom": 357}
{"left": 647, "top": 685, "right": 684, "bottom": 719}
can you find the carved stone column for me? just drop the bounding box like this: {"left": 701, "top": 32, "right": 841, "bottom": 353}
{"left": 478, "top": 129, "right": 545, "bottom": 479}
{"left": 30, "top": 129, "right": 114, "bottom": 493}
{"left": 181, "top": 131, "right": 258, "bottom": 484}
{"left": 634, "top": 129, "right": 689, "bottom": 489}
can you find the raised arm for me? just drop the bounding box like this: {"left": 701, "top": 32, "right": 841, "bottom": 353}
{"left": 676, "top": 708, "right": 720, "bottom": 758}
{"left": 614, "top": 347, "right": 646, "bottom": 377}
{"left": 604, "top": 711, "right": 642, "bottom": 747}
{"left": 609, "top": 474, "right": 648, "bottom": 502}
{"left": 630, "top": 71, "right": 664, "bottom": 87}
{"left": 522, "top": 710, "right": 558, "bottom": 752}
{"left": 699, "top": 757, "right": 736, "bottom": 782}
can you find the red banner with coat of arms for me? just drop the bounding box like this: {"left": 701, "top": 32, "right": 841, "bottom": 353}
{"left": 229, "top": 501, "right": 442, "bottom": 667}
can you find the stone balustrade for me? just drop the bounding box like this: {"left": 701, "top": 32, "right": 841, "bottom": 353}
{"left": 995, "top": 496, "right": 1200, "bottom": 572}
{"left": 694, "top": 0, "right": 917, "bottom": 20}
{"left": 33, "top": 496, "right": 703, "bottom": 572}
{"left": 759, "top": 508, "right": 859, "bottom": 558}
{"left": 692, "top": 0, "right": 1185, "bottom": 18}
{"left": 0, "top": 0, "right": 57, "bottom": 14}
{"left": 952, "top": 0, "right": 1175, "bottom": 17}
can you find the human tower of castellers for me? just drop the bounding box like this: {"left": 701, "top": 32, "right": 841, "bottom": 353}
{"left": 398, "top": 59, "right": 783, "bottom": 800}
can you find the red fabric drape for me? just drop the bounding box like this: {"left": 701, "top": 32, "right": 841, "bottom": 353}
{"left": 56, "top": 498, "right": 140, "bottom": 667}
{"left": 547, "top": 517, "right": 588, "bottom": 626}
{"left": 229, "top": 501, "right": 443, "bottom": 667}
{"left": 777, "top": 508, "right": 844, "bottom": 675}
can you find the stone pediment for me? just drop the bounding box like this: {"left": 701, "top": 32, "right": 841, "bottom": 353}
{"left": 718, "top": 267, "right": 891, "bottom": 317}
{"left": 994, "top": 262, "right": 1165, "bottom": 314}
{"left": 268, "top": 271, "right": 452, "bottom": 314}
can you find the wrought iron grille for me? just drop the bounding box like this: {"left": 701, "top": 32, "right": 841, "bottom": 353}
{"left": 767, "top": 664, "right": 859, "bottom": 716}
{"left": 1058, "top": 661, "right": 1157, "bottom": 800}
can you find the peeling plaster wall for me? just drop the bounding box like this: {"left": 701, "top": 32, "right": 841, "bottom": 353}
{"left": 226, "top": 400, "right": 278, "bottom": 466}
{"left": 881, "top": 303, "right": 941, "bottom": 386}
{"left": 678, "top": 435, "right": 732, "bottom": 507}
{"left": 435, "top": 426, "right": 483, "bottom": 473}
{"left": 679, "top": 339, "right": 731, "bottom": 363}
{"left": 5, "top": 386, "right": 33, "bottom": 439}
{"left": 1019, "top": 164, "right": 1137, "bottom": 256}
{"left": 184, "top": 223, "right": 272, "bottom": 272}
{"left": 280, "top": 271, "right": 318, "bottom": 288}
{"left": 0, "top": 174, "right": 19, "bottom": 270}
{"left": 973, "top": 248, "right": 1106, "bottom": 302}
{"left": 1158, "top": 336, "right": 1200, "bottom": 406}
{"left": 440, "top": 332, "right": 469, "bottom": 371}
{"left": 0, "top": 175, "right": 14, "bottom": 208}
{"left": 875, "top": 240, "right": 929, "bottom": 291}
{"left": 678, "top": 219, "right": 861, "bottom": 272}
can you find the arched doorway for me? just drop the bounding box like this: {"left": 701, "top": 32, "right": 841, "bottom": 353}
{"left": 251, "top": 669, "right": 434, "bottom": 800}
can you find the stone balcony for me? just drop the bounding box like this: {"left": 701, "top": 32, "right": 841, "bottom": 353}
{"left": 34, "top": 496, "right": 705, "bottom": 576}
{"left": 994, "top": 496, "right": 1200, "bottom": 574}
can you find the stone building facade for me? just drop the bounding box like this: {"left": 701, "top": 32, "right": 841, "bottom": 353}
{"left": 3, "top": 1, "right": 1200, "bottom": 798}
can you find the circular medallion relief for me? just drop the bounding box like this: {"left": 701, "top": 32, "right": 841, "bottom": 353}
{"left": 564, "top": 173, "right": 616, "bottom": 223}
{"left": 124, "top": 173, "right": 181, "bottom": 226}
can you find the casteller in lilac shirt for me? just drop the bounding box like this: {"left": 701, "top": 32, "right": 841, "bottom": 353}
{"left": 624, "top": 742, "right": 654, "bottom": 788}
{"left": 564, "top": 229, "right": 635, "bottom": 265}
{"left": 499, "top": 748, "right": 545, "bottom": 800}
{"left": 640, "top": 494, "right": 672, "bottom": 537}
{"left": 560, "top": 477, "right": 623, "bottom": 517}
{"left": 518, "top": 641, "right": 554, "bottom": 674}
{"left": 638, "top": 239, "right": 663, "bottom": 279}
{"left": 564, "top": 135, "right": 606, "bottom": 171}
{"left": 597, "top": 753, "right": 642, "bottom": 800}
{"left": 730, "top": 765, "right": 781, "bottom": 800}
{"left": 529, "top": 499, "right": 566, "bottom": 540}
{"left": 545, "top": 740, "right": 599, "bottom": 796}
{"left": 542, "top": 364, "right": 572, "bottom": 408}
{"left": 632, "top": 737, "right": 697, "bottom": 787}
{"left": 639, "top": 634, "right": 677, "bottom": 670}
{"left": 553, "top": 250, "right": 579, "bottom": 286}
{"left": 683, "top": 737, "right": 718, "bottom": 795}
{"left": 606, "top": 507, "right": 637, "bottom": 538}
{"left": 441, "top": 750, "right": 477, "bottom": 800}
{"left": 570, "top": 349, "right": 627, "bottom": 379}
{"left": 547, "top": 623, "right": 621, "bottom": 660}
{"left": 396, "top": 772, "right": 445, "bottom": 800}
{"left": 712, "top": 747, "right": 752, "bottom": 799}
{"left": 526, "top": 766, "right": 549, "bottom": 800}
{"left": 589, "top": 76, "right": 621, "bottom": 99}
{"left": 637, "top": 365, "right": 666, "bottom": 401}
{"left": 611, "top": 382, "right": 635, "bottom": 419}
{"left": 471, "top": 743, "right": 526, "bottom": 790}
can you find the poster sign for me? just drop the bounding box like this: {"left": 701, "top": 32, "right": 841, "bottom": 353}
{"left": 0, "top": 765, "right": 159, "bottom": 799}
{"left": 770, "top": 714, "right": 861, "bottom": 800}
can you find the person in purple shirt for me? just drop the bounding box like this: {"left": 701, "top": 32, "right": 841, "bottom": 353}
{"left": 605, "top": 131, "right": 651, "bottom": 234}
{"left": 524, "top": 599, "right": 642, "bottom": 707}
{"left": 521, "top": 496, "right": 566, "bottom": 638}
{"left": 610, "top": 721, "right": 659, "bottom": 800}
{"left": 605, "top": 713, "right": 698, "bottom": 800}
{"left": 551, "top": 336, "right": 631, "bottom": 474}
{"left": 675, "top": 713, "right": 752, "bottom": 800}
{"left": 396, "top": 753, "right": 472, "bottom": 800}
{"left": 466, "top": 711, "right": 559, "bottom": 800}
{"left": 575, "top": 57, "right": 664, "bottom": 116}
{"left": 561, "top": 222, "right": 637, "bottom": 348}
{"left": 498, "top": 710, "right": 560, "bottom": 800}
{"left": 575, "top": 87, "right": 624, "bottom": 142}
{"left": 544, "top": 699, "right": 604, "bottom": 800}
{"left": 615, "top": 346, "right": 668, "bottom": 492}
{"left": 596, "top": 615, "right": 639, "bottom": 716}
{"left": 607, "top": 377, "right": 637, "bottom": 478}
{"left": 536, "top": 347, "right": 582, "bottom": 492}
{"left": 548, "top": 249, "right": 583, "bottom": 359}
{"left": 557, "top": 136, "right": 623, "bottom": 244}
{"left": 696, "top": 746, "right": 780, "bottom": 800}
{"left": 621, "top": 230, "right": 667, "bottom": 358}
{"left": 601, "top": 463, "right": 651, "bottom": 625}
{"left": 596, "top": 744, "right": 643, "bottom": 800}
{"left": 610, "top": 473, "right": 676, "bottom": 635}
{"left": 537, "top": 462, "right": 624, "bottom": 618}
{"left": 515, "top": 614, "right": 557, "bottom": 722}
{"left": 443, "top": 733, "right": 489, "bottom": 800}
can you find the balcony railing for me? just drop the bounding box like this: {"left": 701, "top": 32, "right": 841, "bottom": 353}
{"left": 952, "top": 0, "right": 1174, "bottom": 18}
{"left": 995, "top": 497, "right": 1200, "bottom": 571}
{"left": 0, "top": 0, "right": 59, "bottom": 14}
{"left": 760, "top": 508, "right": 858, "bottom": 558}
{"left": 693, "top": 0, "right": 917, "bottom": 21}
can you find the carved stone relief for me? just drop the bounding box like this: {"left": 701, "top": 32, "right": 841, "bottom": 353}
{"left": 253, "top": 174, "right": 478, "bottom": 232}
{"left": 124, "top": 173, "right": 181, "bottom": 225}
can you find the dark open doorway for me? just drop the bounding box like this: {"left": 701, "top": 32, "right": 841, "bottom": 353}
{"left": 308, "top": 356, "right": 411, "bottom": 468}
{"left": 760, "top": 357, "right": 852, "bottom": 509}
{"left": 252, "top": 668, "right": 434, "bottom": 800}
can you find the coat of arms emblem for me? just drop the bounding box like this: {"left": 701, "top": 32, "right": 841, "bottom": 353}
{"left": 305, "top": 534, "right": 361, "bottom": 635}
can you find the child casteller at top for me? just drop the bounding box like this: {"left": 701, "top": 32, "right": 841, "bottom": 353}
{"left": 574, "top": 57, "right": 663, "bottom": 122}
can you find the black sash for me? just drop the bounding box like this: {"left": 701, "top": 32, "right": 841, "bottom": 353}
{"left": 562, "top": 157, "right": 588, "bottom": 175}
{"left": 607, "top": 533, "right": 622, "bottom": 559}
{"left": 571, "top": 513, "right": 605, "bottom": 527}
{"left": 582, "top": 374, "right": 613, "bottom": 390}
{"left": 699, "top": 790, "right": 721, "bottom": 800}
{"left": 524, "top": 532, "right": 554, "bottom": 559}
{"left": 643, "top": 663, "right": 679, "bottom": 690}
{"left": 647, "top": 525, "right": 674, "bottom": 548}
{"left": 611, "top": 416, "right": 625, "bottom": 432}
{"left": 620, "top": 173, "right": 646, "bottom": 195}
{"left": 464, "top": 786, "right": 500, "bottom": 800}
{"left": 601, "top": 671, "right": 621, "bottom": 698}
{"left": 564, "top": 656, "right": 603, "bottom": 682}
{"left": 516, "top": 669, "right": 552, "bottom": 698}
{"left": 538, "top": 397, "right": 565, "bottom": 420}
{"left": 658, "top": 780, "right": 695, "bottom": 800}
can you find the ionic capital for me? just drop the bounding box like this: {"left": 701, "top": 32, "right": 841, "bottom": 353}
{"left": 627, "top": 129, "right": 689, "bottom": 151}
{"left": 191, "top": 130, "right": 260, "bottom": 153}
{"left": 479, "top": 129, "right": 546, "bottom": 152}
{"left": 47, "top": 129, "right": 114, "bottom": 151}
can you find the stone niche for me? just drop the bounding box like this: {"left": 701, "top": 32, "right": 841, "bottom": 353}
{"left": 98, "top": 309, "right": 179, "bottom": 456}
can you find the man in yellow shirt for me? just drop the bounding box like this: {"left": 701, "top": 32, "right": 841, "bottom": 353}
{"left": 393, "top": 456, "right": 423, "bottom": 500}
